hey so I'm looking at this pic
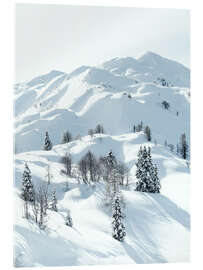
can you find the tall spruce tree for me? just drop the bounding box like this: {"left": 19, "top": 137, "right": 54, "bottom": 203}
{"left": 21, "top": 163, "right": 35, "bottom": 202}
{"left": 135, "top": 146, "right": 160, "bottom": 193}
{"left": 44, "top": 131, "right": 52, "bottom": 151}
{"left": 112, "top": 195, "right": 126, "bottom": 241}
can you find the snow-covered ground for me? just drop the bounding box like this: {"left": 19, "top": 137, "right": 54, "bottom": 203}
{"left": 14, "top": 52, "right": 190, "bottom": 267}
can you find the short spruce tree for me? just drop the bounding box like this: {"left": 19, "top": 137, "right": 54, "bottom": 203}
{"left": 21, "top": 163, "right": 35, "bottom": 202}
{"left": 65, "top": 210, "right": 73, "bottom": 227}
{"left": 44, "top": 131, "right": 52, "bottom": 151}
{"left": 50, "top": 190, "right": 57, "bottom": 211}
{"left": 112, "top": 195, "right": 126, "bottom": 241}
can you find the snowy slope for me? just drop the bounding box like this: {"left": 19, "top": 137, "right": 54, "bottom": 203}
{"left": 102, "top": 51, "right": 190, "bottom": 87}
{"left": 14, "top": 52, "right": 190, "bottom": 153}
{"left": 14, "top": 52, "right": 190, "bottom": 267}
{"left": 14, "top": 133, "right": 190, "bottom": 267}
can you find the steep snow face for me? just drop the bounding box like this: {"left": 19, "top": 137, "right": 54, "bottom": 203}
{"left": 14, "top": 133, "right": 190, "bottom": 267}
{"left": 102, "top": 52, "right": 190, "bottom": 87}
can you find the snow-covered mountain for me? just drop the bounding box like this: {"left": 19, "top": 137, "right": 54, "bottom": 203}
{"left": 102, "top": 51, "right": 190, "bottom": 87}
{"left": 14, "top": 52, "right": 190, "bottom": 267}
{"left": 14, "top": 52, "right": 190, "bottom": 153}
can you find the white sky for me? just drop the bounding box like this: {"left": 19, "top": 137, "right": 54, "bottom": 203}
{"left": 15, "top": 4, "right": 190, "bottom": 83}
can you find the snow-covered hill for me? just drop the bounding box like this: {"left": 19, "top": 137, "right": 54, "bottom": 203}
{"left": 14, "top": 52, "right": 190, "bottom": 267}
{"left": 14, "top": 133, "right": 190, "bottom": 267}
{"left": 14, "top": 52, "right": 190, "bottom": 153}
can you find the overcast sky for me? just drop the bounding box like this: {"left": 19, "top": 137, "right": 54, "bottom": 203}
{"left": 15, "top": 4, "right": 190, "bottom": 83}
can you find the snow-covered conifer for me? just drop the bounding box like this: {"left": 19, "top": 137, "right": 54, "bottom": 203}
{"left": 112, "top": 196, "right": 126, "bottom": 241}
{"left": 149, "top": 164, "right": 161, "bottom": 193}
{"left": 44, "top": 131, "right": 52, "bottom": 151}
{"left": 50, "top": 190, "right": 57, "bottom": 211}
{"left": 135, "top": 146, "right": 160, "bottom": 193}
{"left": 21, "top": 163, "right": 35, "bottom": 202}
{"left": 65, "top": 210, "right": 73, "bottom": 227}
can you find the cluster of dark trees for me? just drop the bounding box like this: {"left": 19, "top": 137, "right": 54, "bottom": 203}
{"left": 88, "top": 124, "right": 105, "bottom": 137}
{"left": 133, "top": 121, "right": 143, "bottom": 133}
{"left": 23, "top": 125, "right": 188, "bottom": 239}
{"left": 21, "top": 143, "right": 162, "bottom": 241}
{"left": 61, "top": 154, "right": 72, "bottom": 178}
{"left": 59, "top": 149, "right": 128, "bottom": 240}
{"left": 164, "top": 133, "right": 189, "bottom": 160}
{"left": 132, "top": 123, "right": 189, "bottom": 162}
{"left": 61, "top": 131, "right": 72, "bottom": 144}
{"left": 133, "top": 121, "right": 152, "bottom": 142}
{"left": 77, "top": 150, "right": 129, "bottom": 188}
{"left": 156, "top": 77, "right": 171, "bottom": 87}
{"left": 43, "top": 125, "right": 105, "bottom": 150}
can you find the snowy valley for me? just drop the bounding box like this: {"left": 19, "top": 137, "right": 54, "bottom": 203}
{"left": 14, "top": 52, "right": 190, "bottom": 267}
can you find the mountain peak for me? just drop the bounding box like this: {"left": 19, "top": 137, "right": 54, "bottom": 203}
{"left": 137, "top": 51, "right": 166, "bottom": 63}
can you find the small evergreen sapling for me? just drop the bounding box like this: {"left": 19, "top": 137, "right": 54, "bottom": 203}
{"left": 50, "top": 190, "right": 57, "bottom": 211}
{"left": 112, "top": 196, "right": 126, "bottom": 241}
{"left": 44, "top": 131, "right": 52, "bottom": 151}
{"left": 144, "top": 126, "right": 151, "bottom": 141}
{"left": 21, "top": 163, "right": 35, "bottom": 202}
{"left": 65, "top": 210, "right": 73, "bottom": 227}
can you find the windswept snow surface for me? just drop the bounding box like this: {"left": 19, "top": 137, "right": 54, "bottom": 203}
{"left": 14, "top": 52, "right": 190, "bottom": 267}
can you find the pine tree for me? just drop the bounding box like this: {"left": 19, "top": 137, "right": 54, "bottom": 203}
{"left": 50, "top": 190, "right": 57, "bottom": 211}
{"left": 44, "top": 131, "right": 52, "bottom": 151}
{"left": 133, "top": 125, "right": 136, "bottom": 133}
{"left": 176, "top": 143, "right": 180, "bottom": 156}
{"left": 144, "top": 126, "right": 151, "bottom": 141}
{"left": 112, "top": 196, "right": 126, "bottom": 241}
{"left": 179, "top": 133, "right": 188, "bottom": 160}
{"left": 65, "top": 210, "right": 73, "bottom": 227}
{"left": 21, "top": 163, "right": 35, "bottom": 202}
{"left": 95, "top": 124, "right": 105, "bottom": 134}
{"left": 135, "top": 146, "right": 160, "bottom": 193}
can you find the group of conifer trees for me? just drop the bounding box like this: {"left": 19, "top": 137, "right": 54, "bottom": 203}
{"left": 133, "top": 121, "right": 151, "bottom": 142}
{"left": 23, "top": 123, "right": 192, "bottom": 241}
